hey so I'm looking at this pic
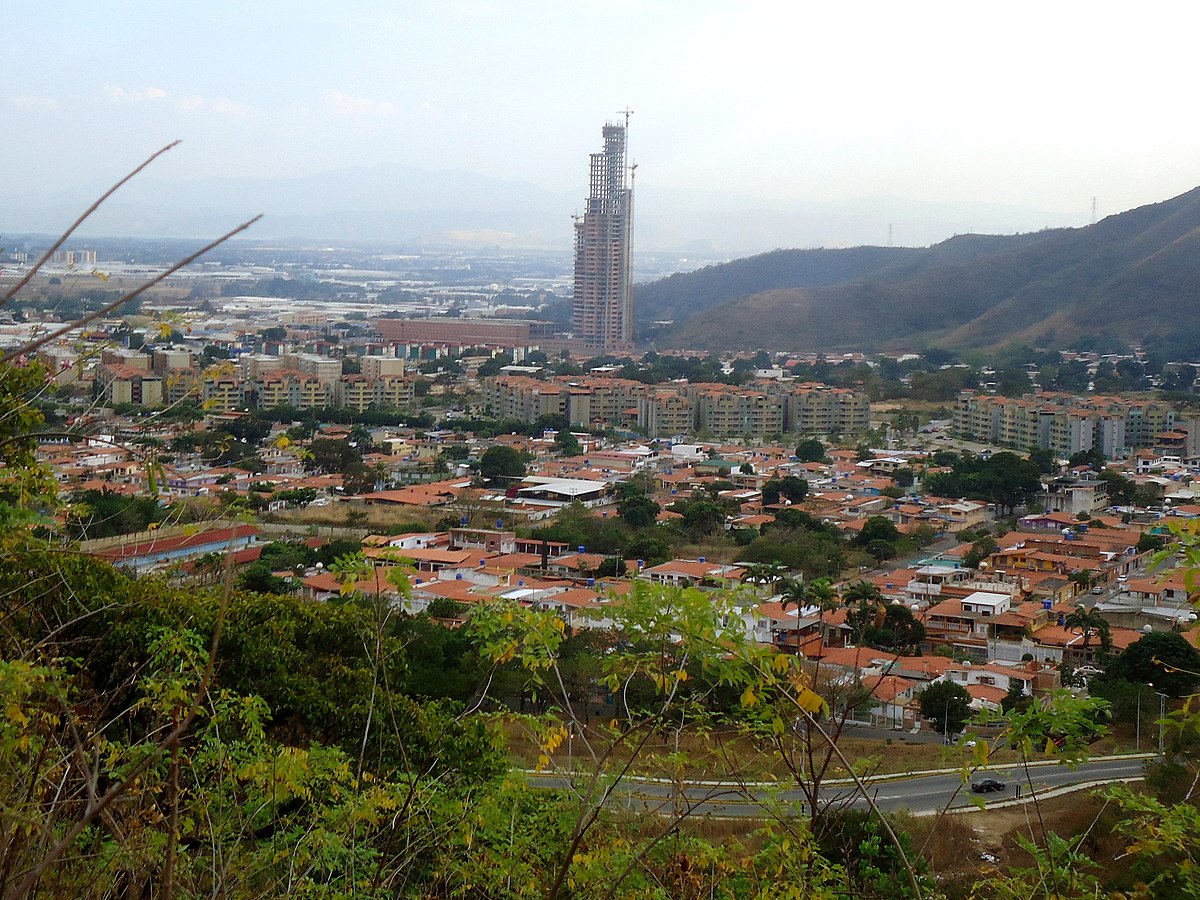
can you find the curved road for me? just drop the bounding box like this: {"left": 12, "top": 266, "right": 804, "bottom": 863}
{"left": 529, "top": 756, "right": 1149, "bottom": 819}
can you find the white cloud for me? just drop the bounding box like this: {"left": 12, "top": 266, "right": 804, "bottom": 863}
{"left": 104, "top": 84, "right": 167, "bottom": 103}
{"left": 322, "top": 89, "right": 397, "bottom": 116}
{"left": 11, "top": 95, "right": 59, "bottom": 111}
{"left": 176, "top": 95, "right": 254, "bottom": 117}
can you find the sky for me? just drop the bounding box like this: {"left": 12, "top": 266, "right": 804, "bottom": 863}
{"left": 6, "top": 0, "right": 1200, "bottom": 245}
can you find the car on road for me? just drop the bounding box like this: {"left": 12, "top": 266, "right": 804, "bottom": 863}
{"left": 971, "top": 778, "right": 1007, "bottom": 793}
{"left": 1091, "top": 585, "right": 1103, "bottom": 594}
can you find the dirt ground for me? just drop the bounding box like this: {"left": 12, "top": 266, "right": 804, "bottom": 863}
{"left": 912, "top": 789, "right": 1135, "bottom": 895}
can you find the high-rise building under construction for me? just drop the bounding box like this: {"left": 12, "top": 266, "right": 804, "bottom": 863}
{"left": 572, "top": 120, "right": 633, "bottom": 350}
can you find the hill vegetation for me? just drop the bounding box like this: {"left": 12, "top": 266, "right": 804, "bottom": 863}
{"left": 644, "top": 186, "right": 1200, "bottom": 357}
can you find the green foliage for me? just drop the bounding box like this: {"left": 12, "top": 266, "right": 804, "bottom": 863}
{"left": 1001, "top": 689, "right": 1111, "bottom": 762}
{"left": 554, "top": 429, "right": 582, "bottom": 456}
{"left": 795, "top": 437, "right": 826, "bottom": 462}
{"left": 65, "top": 487, "right": 164, "bottom": 539}
{"left": 962, "top": 535, "right": 997, "bottom": 569}
{"left": 916, "top": 681, "right": 971, "bottom": 735}
{"left": 617, "top": 493, "right": 660, "bottom": 528}
{"left": 479, "top": 445, "right": 527, "bottom": 482}
{"left": 923, "top": 450, "right": 1041, "bottom": 513}
{"left": 850, "top": 602, "right": 925, "bottom": 654}
{"left": 1106, "top": 631, "right": 1200, "bottom": 697}
{"left": 762, "top": 474, "right": 809, "bottom": 506}
{"left": 0, "top": 361, "right": 57, "bottom": 526}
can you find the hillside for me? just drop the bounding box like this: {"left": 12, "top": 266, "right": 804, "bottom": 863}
{"left": 649, "top": 186, "right": 1200, "bottom": 355}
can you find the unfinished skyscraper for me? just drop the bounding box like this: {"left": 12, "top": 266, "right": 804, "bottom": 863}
{"left": 572, "top": 119, "right": 633, "bottom": 350}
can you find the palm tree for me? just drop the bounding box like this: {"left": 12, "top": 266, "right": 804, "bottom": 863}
{"left": 778, "top": 575, "right": 810, "bottom": 655}
{"left": 807, "top": 576, "right": 839, "bottom": 651}
{"left": 842, "top": 579, "right": 887, "bottom": 643}
{"left": 743, "top": 561, "right": 786, "bottom": 587}
{"left": 1064, "top": 605, "right": 1111, "bottom": 654}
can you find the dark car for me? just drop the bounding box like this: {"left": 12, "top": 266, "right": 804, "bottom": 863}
{"left": 971, "top": 778, "right": 1006, "bottom": 793}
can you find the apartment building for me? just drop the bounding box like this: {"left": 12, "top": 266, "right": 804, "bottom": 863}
{"left": 487, "top": 375, "right": 870, "bottom": 439}
{"left": 334, "top": 375, "right": 415, "bottom": 412}
{"left": 954, "top": 391, "right": 1174, "bottom": 456}
{"left": 286, "top": 353, "right": 342, "bottom": 383}
{"left": 787, "top": 384, "right": 871, "bottom": 435}
{"left": 97, "top": 363, "right": 163, "bottom": 407}
{"left": 245, "top": 371, "right": 333, "bottom": 410}
{"left": 693, "top": 386, "right": 785, "bottom": 438}
{"left": 483, "top": 376, "right": 595, "bottom": 426}
{"left": 361, "top": 355, "right": 406, "bottom": 379}
{"left": 201, "top": 373, "right": 241, "bottom": 412}
{"left": 638, "top": 389, "right": 695, "bottom": 436}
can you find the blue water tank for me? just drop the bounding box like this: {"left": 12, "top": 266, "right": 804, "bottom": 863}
{"left": 1042, "top": 599, "right": 1052, "bottom": 610}
{"left": 587, "top": 578, "right": 595, "bottom": 587}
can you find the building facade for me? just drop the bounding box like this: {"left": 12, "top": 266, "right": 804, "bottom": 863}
{"left": 572, "top": 121, "right": 633, "bottom": 350}
{"left": 954, "top": 391, "right": 1175, "bottom": 457}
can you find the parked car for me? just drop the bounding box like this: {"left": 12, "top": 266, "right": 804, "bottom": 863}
{"left": 1091, "top": 586, "right": 1103, "bottom": 594}
{"left": 971, "top": 778, "right": 1007, "bottom": 793}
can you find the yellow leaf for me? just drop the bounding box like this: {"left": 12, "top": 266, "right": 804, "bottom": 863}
{"left": 741, "top": 686, "right": 757, "bottom": 708}
{"left": 796, "top": 687, "right": 827, "bottom": 716}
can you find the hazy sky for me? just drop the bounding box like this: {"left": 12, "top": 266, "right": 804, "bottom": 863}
{"left": 7, "top": 1, "right": 1200, "bottom": 228}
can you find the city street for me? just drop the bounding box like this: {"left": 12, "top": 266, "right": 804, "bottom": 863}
{"left": 528, "top": 755, "right": 1149, "bottom": 819}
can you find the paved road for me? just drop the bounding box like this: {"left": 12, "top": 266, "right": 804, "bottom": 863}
{"left": 528, "top": 756, "right": 1148, "bottom": 819}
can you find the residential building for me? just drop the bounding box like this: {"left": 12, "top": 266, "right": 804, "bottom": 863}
{"left": 572, "top": 119, "right": 633, "bottom": 350}
{"left": 954, "top": 391, "right": 1175, "bottom": 456}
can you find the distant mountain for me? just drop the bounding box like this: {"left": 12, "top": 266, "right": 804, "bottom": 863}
{"left": 649, "top": 186, "right": 1200, "bottom": 357}
{"left": 0, "top": 164, "right": 1068, "bottom": 253}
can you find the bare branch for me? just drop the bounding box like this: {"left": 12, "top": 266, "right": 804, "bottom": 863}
{"left": 1, "top": 141, "right": 181, "bottom": 307}
{"left": 1, "top": 214, "right": 262, "bottom": 365}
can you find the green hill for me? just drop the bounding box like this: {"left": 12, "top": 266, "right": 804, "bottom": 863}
{"left": 646, "top": 186, "right": 1200, "bottom": 356}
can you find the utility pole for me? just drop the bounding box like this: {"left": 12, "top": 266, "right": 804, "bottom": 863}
{"left": 1136, "top": 686, "right": 1142, "bottom": 750}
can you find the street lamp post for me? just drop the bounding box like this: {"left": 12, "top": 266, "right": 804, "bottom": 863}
{"left": 1155, "top": 691, "right": 1168, "bottom": 754}
{"left": 1136, "top": 686, "right": 1142, "bottom": 751}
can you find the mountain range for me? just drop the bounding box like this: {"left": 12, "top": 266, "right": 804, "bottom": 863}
{"left": 0, "top": 164, "right": 1067, "bottom": 253}
{"left": 642, "top": 186, "right": 1200, "bottom": 357}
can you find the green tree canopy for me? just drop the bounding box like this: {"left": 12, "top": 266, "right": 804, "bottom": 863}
{"left": 1107, "top": 631, "right": 1200, "bottom": 697}
{"left": 479, "top": 445, "right": 527, "bottom": 483}
{"left": 795, "top": 438, "right": 826, "bottom": 462}
{"left": 918, "top": 680, "right": 972, "bottom": 736}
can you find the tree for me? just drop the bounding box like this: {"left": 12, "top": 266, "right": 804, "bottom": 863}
{"left": 554, "top": 430, "right": 582, "bottom": 457}
{"left": 961, "top": 536, "right": 997, "bottom": 570}
{"left": 918, "top": 681, "right": 972, "bottom": 737}
{"left": 1063, "top": 606, "right": 1112, "bottom": 655}
{"left": 796, "top": 437, "right": 826, "bottom": 462}
{"left": 479, "top": 445, "right": 526, "bottom": 483}
{"left": 1067, "top": 569, "right": 1095, "bottom": 592}
{"left": 678, "top": 499, "right": 726, "bottom": 539}
{"left": 307, "top": 437, "right": 363, "bottom": 475}
{"left": 762, "top": 475, "right": 809, "bottom": 506}
{"left": 1107, "top": 631, "right": 1200, "bottom": 697}
{"left": 617, "top": 494, "right": 660, "bottom": 529}
{"left": 850, "top": 602, "right": 925, "bottom": 654}
{"left": 855, "top": 516, "right": 900, "bottom": 547}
